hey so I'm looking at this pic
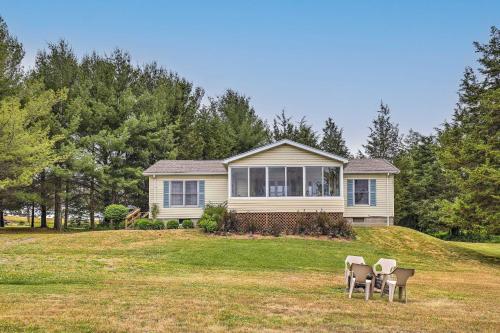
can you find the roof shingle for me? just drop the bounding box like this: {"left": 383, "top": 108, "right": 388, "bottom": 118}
{"left": 344, "top": 159, "right": 399, "bottom": 174}
{"left": 143, "top": 160, "right": 226, "bottom": 175}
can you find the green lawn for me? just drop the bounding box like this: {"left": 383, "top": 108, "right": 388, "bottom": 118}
{"left": 0, "top": 227, "right": 498, "bottom": 332}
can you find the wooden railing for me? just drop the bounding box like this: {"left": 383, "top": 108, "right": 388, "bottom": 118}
{"left": 124, "top": 208, "right": 148, "bottom": 229}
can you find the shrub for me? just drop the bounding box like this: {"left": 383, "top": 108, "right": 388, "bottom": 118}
{"left": 135, "top": 218, "right": 164, "bottom": 230}
{"left": 329, "top": 218, "right": 356, "bottom": 239}
{"left": 151, "top": 203, "right": 160, "bottom": 220}
{"left": 182, "top": 219, "right": 194, "bottom": 229}
{"left": 199, "top": 216, "right": 218, "bottom": 233}
{"left": 166, "top": 220, "right": 179, "bottom": 229}
{"left": 220, "top": 209, "right": 239, "bottom": 232}
{"left": 104, "top": 204, "right": 129, "bottom": 229}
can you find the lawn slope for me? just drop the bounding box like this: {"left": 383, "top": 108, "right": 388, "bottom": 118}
{"left": 0, "top": 227, "right": 498, "bottom": 332}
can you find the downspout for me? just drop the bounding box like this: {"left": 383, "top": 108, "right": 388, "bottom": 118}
{"left": 386, "top": 173, "right": 390, "bottom": 226}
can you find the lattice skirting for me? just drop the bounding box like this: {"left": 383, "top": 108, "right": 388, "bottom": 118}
{"left": 234, "top": 212, "right": 344, "bottom": 234}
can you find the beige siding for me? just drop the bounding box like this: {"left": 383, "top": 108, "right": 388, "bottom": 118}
{"left": 227, "top": 144, "right": 344, "bottom": 212}
{"left": 149, "top": 174, "right": 227, "bottom": 219}
{"left": 229, "top": 144, "right": 343, "bottom": 167}
{"left": 343, "top": 174, "right": 394, "bottom": 218}
{"left": 228, "top": 198, "right": 344, "bottom": 213}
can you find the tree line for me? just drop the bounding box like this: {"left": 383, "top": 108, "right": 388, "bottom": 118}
{"left": 0, "top": 16, "right": 497, "bottom": 238}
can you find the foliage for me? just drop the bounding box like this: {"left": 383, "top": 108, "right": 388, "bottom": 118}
{"left": 363, "top": 101, "right": 402, "bottom": 161}
{"left": 166, "top": 220, "right": 179, "bottom": 229}
{"left": 320, "top": 117, "right": 351, "bottom": 158}
{"left": 151, "top": 203, "right": 159, "bottom": 220}
{"left": 0, "top": 88, "right": 63, "bottom": 189}
{"left": 135, "top": 218, "right": 164, "bottom": 230}
{"left": 198, "top": 216, "right": 218, "bottom": 233}
{"left": 0, "top": 16, "right": 24, "bottom": 98}
{"left": 181, "top": 219, "right": 194, "bottom": 228}
{"left": 272, "top": 110, "right": 318, "bottom": 147}
{"left": 103, "top": 204, "right": 128, "bottom": 227}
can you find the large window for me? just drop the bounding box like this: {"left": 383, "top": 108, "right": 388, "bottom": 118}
{"left": 305, "top": 167, "right": 322, "bottom": 196}
{"left": 287, "top": 167, "right": 303, "bottom": 196}
{"left": 250, "top": 168, "right": 266, "bottom": 197}
{"left": 185, "top": 181, "right": 198, "bottom": 205}
{"left": 231, "top": 168, "right": 248, "bottom": 197}
{"left": 354, "top": 179, "right": 369, "bottom": 205}
{"left": 230, "top": 166, "right": 342, "bottom": 198}
{"left": 171, "top": 181, "right": 184, "bottom": 206}
{"left": 268, "top": 167, "right": 286, "bottom": 197}
{"left": 324, "top": 167, "right": 340, "bottom": 196}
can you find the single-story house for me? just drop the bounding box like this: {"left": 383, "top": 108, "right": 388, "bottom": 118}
{"left": 143, "top": 139, "right": 399, "bottom": 227}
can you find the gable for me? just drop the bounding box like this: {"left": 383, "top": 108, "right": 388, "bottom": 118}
{"left": 228, "top": 144, "right": 343, "bottom": 166}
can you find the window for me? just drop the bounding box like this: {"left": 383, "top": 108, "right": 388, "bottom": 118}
{"left": 268, "top": 167, "right": 285, "bottom": 197}
{"left": 231, "top": 168, "right": 248, "bottom": 197}
{"left": 249, "top": 168, "right": 266, "bottom": 197}
{"left": 354, "top": 179, "right": 369, "bottom": 205}
{"left": 324, "top": 167, "right": 340, "bottom": 196}
{"left": 287, "top": 167, "right": 303, "bottom": 196}
{"left": 171, "top": 181, "right": 184, "bottom": 206}
{"left": 185, "top": 181, "right": 198, "bottom": 206}
{"left": 305, "top": 167, "right": 322, "bottom": 196}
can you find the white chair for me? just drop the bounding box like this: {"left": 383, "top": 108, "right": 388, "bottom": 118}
{"left": 373, "top": 258, "right": 397, "bottom": 294}
{"left": 344, "top": 255, "right": 365, "bottom": 287}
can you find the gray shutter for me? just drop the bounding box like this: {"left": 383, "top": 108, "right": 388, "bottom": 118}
{"left": 163, "top": 181, "right": 170, "bottom": 208}
{"left": 370, "top": 179, "right": 376, "bottom": 206}
{"left": 198, "top": 180, "right": 205, "bottom": 208}
{"left": 347, "top": 179, "right": 354, "bottom": 206}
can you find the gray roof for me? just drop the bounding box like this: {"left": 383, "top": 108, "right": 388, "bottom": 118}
{"left": 344, "top": 159, "right": 399, "bottom": 174}
{"left": 143, "top": 160, "right": 226, "bottom": 175}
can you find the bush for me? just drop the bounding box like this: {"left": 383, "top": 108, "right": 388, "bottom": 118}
{"left": 220, "top": 209, "right": 239, "bottom": 232}
{"left": 135, "top": 218, "right": 164, "bottom": 230}
{"left": 166, "top": 220, "right": 179, "bottom": 229}
{"left": 182, "top": 219, "right": 194, "bottom": 229}
{"left": 151, "top": 203, "right": 160, "bottom": 220}
{"left": 104, "top": 204, "right": 129, "bottom": 229}
{"left": 199, "top": 216, "right": 218, "bottom": 233}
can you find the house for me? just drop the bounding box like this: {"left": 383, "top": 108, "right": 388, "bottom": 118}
{"left": 143, "top": 139, "right": 399, "bottom": 229}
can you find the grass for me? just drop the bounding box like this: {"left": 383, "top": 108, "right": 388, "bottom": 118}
{"left": 0, "top": 227, "right": 498, "bottom": 332}
{"left": 4, "top": 215, "right": 54, "bottom": 228}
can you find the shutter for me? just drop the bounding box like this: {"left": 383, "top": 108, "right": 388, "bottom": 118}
{"left": 163, "top": 181, "right": 170, "bottom": 208}
{"left": 198, "top": 180, "right": 205, "bottom": 208}
{"left": 347, "top": 179, "right": 354, "bottom": 206}
{"left": 370, "top": 179, "right": 377, "bottom": 206}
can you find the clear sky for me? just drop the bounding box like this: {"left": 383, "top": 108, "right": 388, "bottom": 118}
{"left": 1, "top": 0, "right": 498, "bottom": 151}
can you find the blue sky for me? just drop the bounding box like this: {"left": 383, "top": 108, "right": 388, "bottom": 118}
{"left": 2, "top": 0, "right": 498, "bottom": 151}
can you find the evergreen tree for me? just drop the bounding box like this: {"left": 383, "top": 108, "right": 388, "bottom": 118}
{"left": 437, "top": 26, "right": 500, "bottom": 236}
{"left": 320, "top": 117, "right": 351, "bottom": 158}
{"left": 0, "top": 16, "right": 24, "bottom": 98}
{"left": 272, "top": 110, "right": 318, "bottom": 147}
{"left": 363, "top": 102, "right": 402, "bottom": 161}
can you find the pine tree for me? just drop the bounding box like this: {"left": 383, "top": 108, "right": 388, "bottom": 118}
{"left": 272, "top": 110, "right": 318, "bottom": 147}
{"left": 363, "top": 102, "right": 402, "bottom": 161}
{"left": 0, "top": 16, "right": 24, "bottom": 98}
{"left": 320, "top": 117, "right": 350, "bottom": 158}
{"left": 437, "top": 26, "right": 500, "bottom": 236}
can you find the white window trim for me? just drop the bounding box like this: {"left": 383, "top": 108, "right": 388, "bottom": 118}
{"left": 170, "top": 180, "right": 199, "bottom": 207}
{"left": 353, "top": 178, "right": 370, "bottom": 206}
{"left": 228, "top": 165, "right": 343, "bottom": 199}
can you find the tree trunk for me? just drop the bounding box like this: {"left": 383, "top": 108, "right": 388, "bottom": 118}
{"left": 64, "top": 180, "right": 69, "bottom": 229}
{"left": 89, "top": 178, "right": 95, "bottom": 229}
{"left": 31, "top": 202, "right": 35, "bottom": 228}
{"left": 40, "top": 171, "right": 47, "bottom": 228}
{"left": 54, "top": 177, "right": 62, "bottom": 231}
{"left": 0, "top": 209, "right": 4, "bottom": 228}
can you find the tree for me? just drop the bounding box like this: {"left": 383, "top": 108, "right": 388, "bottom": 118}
{"left": 394, "top": 131, "right": 450, "bottom": 232}
{"left": 0, "top": 16, "right": 24, "bottom": 98}
{"left": 320, "top": 117, "right": 351, "bottom": 158}
{"left": 0, "top": 88, "right": 63, "bottom": 227}
{"left": 437, "top": 26, "right": 500, "bottom": 236}
{"left": 32, "top": 40, "right": 80, "bottom": 230}
{"left": 272, "top": 110, "right": 318, "bottom": 147}
{"left": 363, "top": 102, "right": 402, "bottom": 161}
